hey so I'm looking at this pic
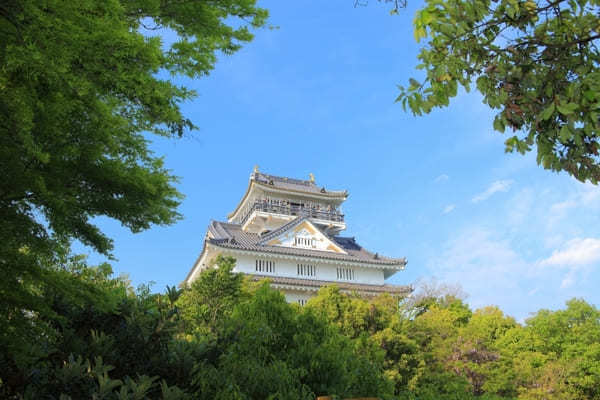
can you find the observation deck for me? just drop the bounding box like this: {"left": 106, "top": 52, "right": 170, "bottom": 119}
{"left": 240, "top": 200, "right": 344, "bottom": 226}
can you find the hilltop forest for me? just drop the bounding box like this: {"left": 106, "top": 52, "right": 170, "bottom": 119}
{"left": 2, "top": 254, "right": 599, "bottom": 399}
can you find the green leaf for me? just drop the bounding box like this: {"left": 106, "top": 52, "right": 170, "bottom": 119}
{"left": 421, "top": 9, "right": 434, "bottom": 25}
{"left": 409, "top": 78, "right": 421, "bottom": 90}
{"left": 584, "top": 90, "right": 596, "bottom": 101}
{"left": 505, "top": 136, "right": 519, "bottom": 152}
{"left": 540, "top": 103, "right": 555, "bottom": 121}
{"left": 414, "top": 26, "right": 427, "bottom": 42}
{"left": 494, "top": 116, "right": 506, "bottom": 133}
{"left": 559, "top": 125, "right": 572, "bottom": 143}
{"left": 557, "top": 102, "right": 578, "bottom": 115}
{"left": 516, "top": 141, "right": 529, "bottom": 154}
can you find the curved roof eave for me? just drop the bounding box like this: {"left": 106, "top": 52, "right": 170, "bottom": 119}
{"left": 183, "top": 240, "right": 208, "bottom": 285}
{"left": 205, "top": 241, "right": 407, "bottom": 270}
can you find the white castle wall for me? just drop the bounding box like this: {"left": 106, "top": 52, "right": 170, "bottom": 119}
{"left": 284, "top": 290, "right": 312, "bottom": 305}
{"left": 230, "top": 253, "right": 385, "bottom": 285}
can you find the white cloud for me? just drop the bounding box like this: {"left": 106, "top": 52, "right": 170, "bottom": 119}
{"left": 426, "top": 228, "right": 600, "bottom": 319}
{"left": 472, "top": 180, "right": 514, "bottom": 203}
{"left": 543, "top": 234, "right": 565, "bottom": 249}
{"left": 434, "top": 174, "right": 449, "bottom": 183}
{"left": 547, "top": 183, "right": 600, "bottom": 228}
{"left": 539, "top": 238, "right": 600, "bottom": 267}
{"left": 580, "top": 183, "right": 600, "bottom": 205}
{"left": 535, "top": 237, "right": 600, "bottom": 290}
{"left": 550, "top": 200, "right": 577, "bottom": 213}
{"left": 443, "top": 204, "right": 456, "bottom": 214}
{"left": 560, "top": 272, "right": 576, "bottom": 289}
{"left": 547, "top": 200, "right": 578, "bottom": 229}
{"left": 427, "top": 228, "right": 533, "bottom": 314}
{"left": 424, "top": 176, "right": 600, "bottom": 319}
{"left": 505, "top": 188, "right": 534, "bottom": 227}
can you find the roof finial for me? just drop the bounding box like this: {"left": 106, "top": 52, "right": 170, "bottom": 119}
{"left": 309, "top": 172, "right": 315, "bottom": 183}
{"left": 253, "top": 165, "right": 259, "bottom": 173}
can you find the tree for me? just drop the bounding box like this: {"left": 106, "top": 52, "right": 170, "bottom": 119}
{"left": 397, "top": 0, "right": 600, "bottom": 183}
{"left": 0, "top": 257, "right": 194, "bottom": 398}
{"left": 449, "top": 307, "right": 517, "bottom": 397}
{"left": 0, "top": 0, "right": 267, "bottom": 343}
{"left": 176, "top": 255, "right": 246, "bottom": 337}
{"left": 506, "top": 299, "right": 600, "bottom": 399}
{"left": 191, "top": 283, "right": 394, "bottom": 399}
{"left": 402, "top": 278, "right": 469, "bottom": 319}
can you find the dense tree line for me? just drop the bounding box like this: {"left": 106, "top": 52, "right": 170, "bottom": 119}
{"left": 2, "top": 254, "right": 599, "bottom": 399}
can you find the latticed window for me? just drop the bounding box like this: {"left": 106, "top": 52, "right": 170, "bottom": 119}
{"left": 336, "top": 267, "right": 355, "bottom": 281}
{"left": 294, "top": 237, "right": 315, "bottom": 248}
{"left": 297, "top": 263, "right": 316, "bottom": 277}
{"left": 255, "top": 259, "right": 275, "bottom": 273}
{"left": 297, "top": 299, "right": 308, "bottom": 306}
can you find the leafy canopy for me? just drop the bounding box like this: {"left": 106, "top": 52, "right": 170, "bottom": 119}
{"left": 1, "top": 0, "right": 267, "bottom": 255}
{"left": 4, "top": 252, "right": 600, "bottom": 399}
{"left": 0, "top": 0, "right": 266, "bottom": 343}
{"left": 176, "top": 255, "right": 246, "bottom": 336}
{"left": 398, "top": 0, "right": 600, "bottom": 183}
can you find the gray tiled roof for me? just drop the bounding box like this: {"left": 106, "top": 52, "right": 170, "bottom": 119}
{"left": 249, "top": 274, "right": 412, "bottom": 296}
{"left": 206, "top": 219, "right": 406, "bottom": 267}
{"left": 256, "top": 216, "right": 310, "bottom": 244}
{"left": 252, "top": 172, "right": 348, "bottom": 197}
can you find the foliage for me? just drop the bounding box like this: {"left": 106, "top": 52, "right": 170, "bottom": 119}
{"left": 1, "top": 259, "right": 192, "bottom": 398}
{"left": 498, "top": 299, "right": 600, "bottom": 399}
{"left": 1, "top": 257, "right": 393, "bottom": 399}
{"left": 306, "top": 282, "right": 600, "bottom": 400}
{"left": 398, "top": 0, "right": 600, "bottom": 183}
{"left": 0, "top": 0, "right": 266, "bottom": 355}
{"left": 2, "top": 252, "right": 600, "bottom": 399}
{"left": 192, "top": 283, "right": 393, "bottom": 399}
{"left": 176, "top": 255, "right": 246, "bottom": 337}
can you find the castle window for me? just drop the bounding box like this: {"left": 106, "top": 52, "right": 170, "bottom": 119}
{"left": 294, "top": 236, "right": 316, "bottom": 248}
{"left": 298, "top": 299, "right": 307, "bottom": 306}
{"left": 297, "top": 263, "right": 316, "bottom": 277}
{"left": 255, "top": 259, "right": 275, "bottom": 274}
{"left": 336, "top": 267, "right": 355, "bottom": 281}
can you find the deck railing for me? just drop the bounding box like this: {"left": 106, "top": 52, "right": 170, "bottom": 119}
{"left": 240, "top": 201, "right": 344, "bottom": 225}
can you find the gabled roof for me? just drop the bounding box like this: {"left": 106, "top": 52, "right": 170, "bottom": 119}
{"left": 257, "top": 216, "right": 347, "bottom": 254}
{"left": 256, "top": 215, "right": 309, "bottom": 244}
{"left": 205, "top": 219, "right": 407, "bottom": 268}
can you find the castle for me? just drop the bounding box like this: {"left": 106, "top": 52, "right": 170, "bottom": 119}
{"left": 184, "top": 168, "right": 410, "bottom": 305}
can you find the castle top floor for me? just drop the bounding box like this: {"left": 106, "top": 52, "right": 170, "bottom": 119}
{"left": 227, "top": 167, "right": 349, "bottom": 235}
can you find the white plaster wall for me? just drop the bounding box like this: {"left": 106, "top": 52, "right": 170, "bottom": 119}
{"left": 229, "top": 252, "right": 385, "bottom": 285}
{"left": 284, "top": 290, "right": 312, "bottom": 305}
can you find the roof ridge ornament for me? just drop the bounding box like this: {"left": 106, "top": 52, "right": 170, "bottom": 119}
{"left": 250, "top": 165, "right": 259, "bottom": 181}
{"left": 309, "top": 172, "right": 315, "bottom": 183}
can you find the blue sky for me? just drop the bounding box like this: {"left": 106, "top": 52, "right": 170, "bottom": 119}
{"left": 84, "top": 0, "right": 600, "bottom": 321}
